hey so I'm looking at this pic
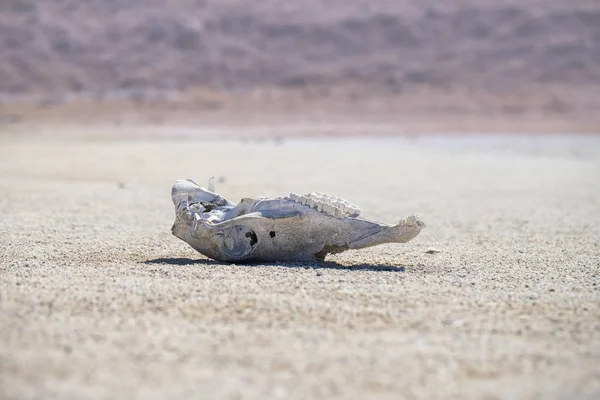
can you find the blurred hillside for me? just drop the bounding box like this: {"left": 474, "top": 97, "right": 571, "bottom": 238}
{"left": 0, "top": 0, "right": 599, "bottom": 131}
{"left": 1, "top": 0, "right": 598, "bottom": 95}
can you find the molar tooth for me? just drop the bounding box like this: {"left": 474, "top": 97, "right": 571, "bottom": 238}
{"left": 316, "top": 201, "right": 323, "bottom": 212}
{"left": 300, "top": 196, "right": 308, "bottom": 205}
{"left": 334, "top": 207, "right": 343, "bottom": 218}
{"left": 308, "top": 198, "right": 315, "bottom": 208}
{"left": 347, "top": 206, "right": 360, "bottom": 217}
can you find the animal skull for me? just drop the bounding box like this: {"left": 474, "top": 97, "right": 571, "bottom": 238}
{"left": 171, "top": 178, "right": 424, "bottom": 262}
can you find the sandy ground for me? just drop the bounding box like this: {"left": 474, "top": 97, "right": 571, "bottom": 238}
{"left": 0, "top": 128, "right": 599, "bottom": 399}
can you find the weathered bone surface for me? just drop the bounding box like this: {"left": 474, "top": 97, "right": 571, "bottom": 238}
{"left": 171, "top": 178, "right": 425, "bottom": 262}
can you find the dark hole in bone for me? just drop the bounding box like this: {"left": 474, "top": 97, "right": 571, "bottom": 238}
{"left": 245, "top": 230, "right": 258, "bottom": 246}
{"left": 200, "top": 202, "right": 215, "bottom": 212}
{"left": 269, "top": 231, "right": 276, "bottom": 238}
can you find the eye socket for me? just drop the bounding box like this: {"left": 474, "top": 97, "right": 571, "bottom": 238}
{"left": 269, "top": 231, "right": 276, "bottom": 238}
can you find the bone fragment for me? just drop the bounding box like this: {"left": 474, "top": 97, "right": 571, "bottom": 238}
{"left": 171, "top": 179, "right": 423, "bottom": 262}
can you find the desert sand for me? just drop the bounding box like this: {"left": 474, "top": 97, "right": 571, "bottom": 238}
{"left": 0, "top": 128, "right": 599, "bottom": 399}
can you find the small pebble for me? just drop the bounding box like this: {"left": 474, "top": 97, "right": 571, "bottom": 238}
{"left": 425, "top": 247, "right": 441, "bottom": 254}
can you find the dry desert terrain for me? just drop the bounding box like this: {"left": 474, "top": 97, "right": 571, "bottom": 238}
{"left": 0, "top": 127, "right": 599, "bottom": 399}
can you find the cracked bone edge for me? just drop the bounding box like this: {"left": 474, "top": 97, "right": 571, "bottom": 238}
{"left": 172, "top": 179, "right": 220, "bottom": 205}
{"left": 404, "top": 215, "right": 425, "bottom": 228}
{"left": 176, "top": 200, "right": 194, "bottom": 221}
{"left": 191, "top": 213, "right": 202, "bottom": 230}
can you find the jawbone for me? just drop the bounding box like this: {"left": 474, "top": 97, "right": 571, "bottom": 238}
{"left": 171, "top": 179, "right": 424, "bottom": 262}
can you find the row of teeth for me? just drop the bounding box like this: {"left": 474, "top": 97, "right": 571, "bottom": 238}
{"left": 288, "top": 192, "right": 360, "bottom": 218}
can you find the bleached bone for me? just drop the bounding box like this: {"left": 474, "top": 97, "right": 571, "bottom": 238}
{"left": 171, "top": 179, "right": 424, "bottom": 262}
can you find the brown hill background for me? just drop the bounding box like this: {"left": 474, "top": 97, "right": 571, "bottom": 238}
{"left": 0, "top": 0, "right": 599, "bottom": 131}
